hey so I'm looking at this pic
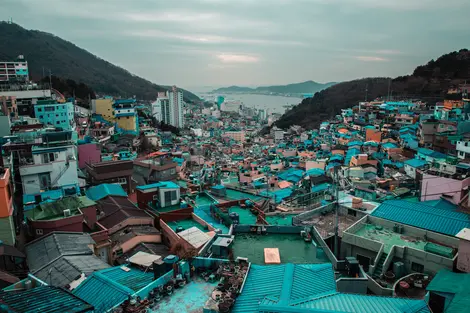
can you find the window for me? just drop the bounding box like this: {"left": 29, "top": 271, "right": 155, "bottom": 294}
{"left": 44, "top": 106, "right": 55, "bottom": 112}
{"left": 42, "top": 153, "right": 55, "bottom": 163}
{"left": 56, "top": 121, "right": 60, "bottom": 125}
{"left": 36, "top": 229, "right": 43, "bottom": 235}
{"left": 39, "top": 115, "right": 43, "bottom": 119}
{"left": 411, "top": 262, "right": 424, "bottom": 273}
{"left": 56, "top": 114, "right": 59, "bottom": 117}
{"left": 38, "top": 173, "right": 51, "bottom": 190}
{"left": 37, "top": 108, "right": 43, "bottom": 112}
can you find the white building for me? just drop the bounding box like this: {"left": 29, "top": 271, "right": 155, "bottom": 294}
{"left": 19, "top": 131, "right": 78, "bottom": 195}
{"left": 457, "top": 140, "right": 470, "bottom": 159}
{"left": 152, "top": 87, "right": 184, "bottom": 128}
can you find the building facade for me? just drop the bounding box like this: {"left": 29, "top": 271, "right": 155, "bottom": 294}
{"left": 153, "top": 87, "right": 184, "bottom": 128}
{"left": 0, "top": 167, "right": 15, "bottom": 245}
{"left": 19, "top": 131, "right": 79, "bottom": 197}
{"left": 0, "top": 56, "right": 29, "bottom": 82}
{"left": 34, "top": 100, "right": 75, "bottom": 131}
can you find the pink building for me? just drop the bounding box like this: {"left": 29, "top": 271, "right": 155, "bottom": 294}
{"left": 78, "top": 143, "right": 101, "bottom": 169}
{"left": 420, "top": 173, "right": 470, "bottom": 203}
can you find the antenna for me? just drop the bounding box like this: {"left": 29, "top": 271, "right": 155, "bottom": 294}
{"left": 365, "top": 83, "right": 369, "bottom": 102}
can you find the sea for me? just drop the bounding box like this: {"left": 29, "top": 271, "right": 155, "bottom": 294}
{"left": 196, "top": 92, "right": 303, "bottom": 114}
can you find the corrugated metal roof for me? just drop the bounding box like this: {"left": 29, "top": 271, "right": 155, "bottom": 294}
{"left": 33, "top": 255, "right": 110, "bottom": 287}
{"left": 232, "top": 263, "right": 335, "bottom": 313}
{"left": 25, "top": 232, "right": 95, "bottom": 272}
{"left": 0, "top": 286, "right": 93, "bottom": 313}
{"left": 99, "top": 265, "right": 154, "bottom": 292}
{"left": 290, "top": 264, "right": 336, "bottom": 302}
{"left": 371, "top": 200, "right": 470, "bottom": 236}
{"left": 86, "top": 184, "right": 127, "bottom": 201}
{"left": 426, "top": 270, "right": 470, "bottom": 313}
{"left": 294, "top": 293, "right": 430, "bottom": 313}
{"left": 73, "top": 271, "right": 133, "bottom": 313}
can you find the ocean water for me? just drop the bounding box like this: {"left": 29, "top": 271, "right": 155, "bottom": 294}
{"left": 198, "top": 92, "right": 303, "bottom": 114}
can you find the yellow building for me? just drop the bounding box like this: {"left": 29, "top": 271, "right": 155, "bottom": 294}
{"left": 92, "top": 98, "right": 138, "bottom": 133}
{"left": 93, "top": 98, "right": 114, "bottom": 121}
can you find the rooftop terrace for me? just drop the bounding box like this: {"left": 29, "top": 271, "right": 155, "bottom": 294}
{"left": 150, "top": 277, "right": 217, "bottom": 313}
{"left": 166, "top": 218, "right": 208, "bottom": 232}
{"left": 355, "top": 224, "right": 433, "bottom": 254}
{"left": 232, "top": 233, "right": 329, "bottom": 264}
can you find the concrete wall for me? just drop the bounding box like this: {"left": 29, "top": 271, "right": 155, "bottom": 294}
{"left": 336, "top": 265, "right": 368, "bottom": 294}
{"left": 342, "top": 215, "right": 458, "bottom": 276}
{"left": 107, "top": 217, "right": 154, "bottom": 235}
{"left": 114, "top": 234, "right": 162, "bottom": 254}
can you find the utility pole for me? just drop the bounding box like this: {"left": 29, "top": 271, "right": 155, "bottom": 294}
{"left": 334, "top": 165, "right": 339, "bottom": 258}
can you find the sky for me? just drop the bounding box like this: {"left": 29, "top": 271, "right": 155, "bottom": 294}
{"left": 3, "top": 0, "right": 470, "bottom": 90}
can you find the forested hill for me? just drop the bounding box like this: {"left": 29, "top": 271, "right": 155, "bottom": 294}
{"left": 0, "top": 22, "right": 200, "bottom": 102}
{"left": 213, "top": 80, "right": 336, "bottom": 95}
{"left": 275, "top": 49, "right": 470, "bottom": 129}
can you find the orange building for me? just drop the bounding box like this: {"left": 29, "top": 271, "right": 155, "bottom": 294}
{"left": 0, "top": 168, "right": 15, "bottom": 245}
{"left": 366, "top": 128, "right": 382, "bottom": 143}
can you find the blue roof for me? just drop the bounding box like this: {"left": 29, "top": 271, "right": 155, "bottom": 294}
{"left": 363, "top": 141, "right": 379, "bottom": 147}
{"left": 417, "top": 148, "right": 447, "bottom": 159}
{"left": 417, "top": 148, "right": 434, "bottom": 156}
{"left": 0, "top": 286, "right": 94, "bottom": 313}
{"left": 233, "top": 263, "right": 429, "bottom": 313}
{"left": 73, "top": 266, "right": 154, "bottom": 313}
{"left": 329, "top": 155, "right": 344, "bottom": 162}
{"left": 426, "top": 269, "right": 470, "bottom": 313}
{"left": 173, "top": 157, "right": 184, "bottom": 166}
{"left": 136, "top": 181, "right": 180, "bottom": 190}
{"left": 347, "top": 141, "right": 363, "bottom": 147}
{"left": 232, "top": 263, "right": 336, "bottom": 313}
{"left": 277, "top": 169, "right": 304, "bottom": 184}
{"left": 85, "top": 184, "right": 127, "bottom": 201}
{"left": 311, "top": 183, "right": 331, "bottom": 193}
{"left": 293, "top": 293, "right": 429, "bottom": 313}
{"left": 260, "top": 188, "right": 293, "bottom": 204}
{"left": 382, "top": 142, "right": 398, "bottom": 149}
{"left": 371, "top": 200, "right": 470, "bottom": 236}
{"left": 212, "top": 185, "right": 226, "bottom": 190}
{"left": 404, "top": 159, "right": 428, "bottom": 168}
{"left": 73, "top": 271, "right": 132, "bottom": 313}
{"left": 306, "top": 168, "right": 325, "bottom": 177}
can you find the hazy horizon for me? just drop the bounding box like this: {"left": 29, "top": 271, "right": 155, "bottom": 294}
{"left": 3, "top": 0, "right": 470, "bottom": 89}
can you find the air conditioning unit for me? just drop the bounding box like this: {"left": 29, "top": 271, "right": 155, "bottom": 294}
{"left": 63, "top": 209, "right": 71, "bottom": 217}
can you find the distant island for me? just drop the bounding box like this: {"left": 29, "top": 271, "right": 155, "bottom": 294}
{"left": 212, "top": 80, "right": 337, "bottom": 97}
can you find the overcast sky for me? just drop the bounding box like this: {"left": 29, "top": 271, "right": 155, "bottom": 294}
{"left": 3, "top": 0, "right": 470, "bottom": 90}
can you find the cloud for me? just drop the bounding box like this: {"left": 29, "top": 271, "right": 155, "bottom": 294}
{"left": 375, "top": 50, "right": 402, "bottom": 55}
{"left": 126, "top": 30, "right": 304, "bottom": 46}
{"left": 217, "top": 54, "right": 259, "bottom": 63}
{"left": 125, "top": 12, "right": 218, "bottom": 23}
{"left": 355, "top": 56, "right": 389, "bottom": 62}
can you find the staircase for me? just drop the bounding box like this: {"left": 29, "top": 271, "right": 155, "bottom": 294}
{"left": 50, "top": 160, "right": 71, "bottom": 187}
{"left": 260, "top": 199, "right": 270, "bottom": 212}
{"left": 372, "top": 253, "right": 388, "bottom": 278}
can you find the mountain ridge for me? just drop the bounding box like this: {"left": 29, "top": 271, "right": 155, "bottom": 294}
{"left": 212, "top": 80, "right": 336, "bottom": 95}
{"left": 0, "top": 22, "right": 200, "bottom": 102}
{"left": 275, "top": 49, "right": 470, "bottom": 130}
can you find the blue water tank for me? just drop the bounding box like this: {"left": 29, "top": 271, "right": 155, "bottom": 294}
{"left": 180, "top": 201, "right": 188, "bottom": 209}
{"left": 245, "top": 200, "right": 253, "bottom": 207}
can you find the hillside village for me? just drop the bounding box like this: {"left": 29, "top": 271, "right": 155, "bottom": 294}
{"left": 1, "top": 54, "right": 470, "bottom": 313}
